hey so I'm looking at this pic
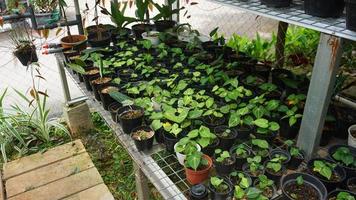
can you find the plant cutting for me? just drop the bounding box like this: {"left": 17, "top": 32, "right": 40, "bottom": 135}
{"left": 214, "top": 149, "right": 236, "bottom": 176}
{"left": 131, "top": 126, "right": 154, "bottom": 151}
{"left": 328, "top": 145, "right": 356, "bottom": 177}
{"left": 281, "top": 173, "right": 328, "bottom": 200}
{"left": 327, "top": 190, "right": 356, "bottom": 200}
{"left": 233, "top": 186, "right": 268, "bottom": 200}
{"left": 230, "top": 144, "right": 252, "bottom": 170}
{"left": 280, "top": 106, "right": 302, "bottom": 139}
{"left": 59, "top": 0, "right": 87, "bottom": 51}
{"left": 229, "top": 171, "right": 252, "bottom": 189}
{"left": 117, "top": 104, "right": 144, "bottom": 134}
{"left": 242, "top": 155, "right": 264, "bottom": 180}
{"left": 174, "top": 137, "right": 201, "bottom": 165}
{"left": 269, "top": 148, "right": 291, "bottom": 165}
{"left": 187, "top": 125, "right": 218, "bottom": 156}
{"left": 254, "top": 175, "right": 276, "bottom": 199}
{"left": 251, "top": 139, "right": 270, "bottom": 159}
{"left": 90, "top": 54, "right": 113, "bottom": 101}
{"left": 265, "top": 154, "right": 287, "bottom": 184}
{"left": 214, "top": 125, "right": 238, "bottom": 150}
{"left": 184, "top": 151, "right": 212, "bottom": 184}
{"left": 307, "top": 158, "right": 346, "bottom": 192}
{"left": 208, "top": 176, "right": 233, "bottom": 200}
{"left": 229, "top": 107, "right": 255, "bottom": 140}
{"left": 252, "top": 118, "right": 280, "bottom": 141}
{"left": 288, "top": 144, "right": 305, "bottom": 170}
{"left": 10, "top": 24, "right": 38, "bottom": 66}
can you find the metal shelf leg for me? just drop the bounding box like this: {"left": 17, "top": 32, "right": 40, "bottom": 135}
{"left": 275, "top": 21, "right": 288, "bottom": 68}
{"left": 134, "top": 162, "right": 150, "bottom": 200}
{"left": 297, "top": 33, "right": 343, "bottom": 159}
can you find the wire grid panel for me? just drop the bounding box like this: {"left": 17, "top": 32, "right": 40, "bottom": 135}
{"left": 179, "top": 0, "right": 278, "bottom": 38}
{"left": 64, "top": 65, "right": 188, "bottom": 200}
{"left": 206, "top": 0, "right": 356, "bottom": 41}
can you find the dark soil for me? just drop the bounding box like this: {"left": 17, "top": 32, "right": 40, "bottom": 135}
{"left": 284, "top": 182, "right": 320, "bottom": 200}
{"left": 86, "top": 69, "right": 99, "bottom": 75}
{"left": 349, "top": 183, "right": 356, "bottom": 193}
{"left": 247, "top": 169, "right": 263, "bottom": 177}
{"left": 259, "top": 186, "right": 274, "bottom": 198}
{"left": 222, "top": 157, "right": 235, "bottom": 165}
{"left": 119, "top": 109, "right": 143, "bottom": 119}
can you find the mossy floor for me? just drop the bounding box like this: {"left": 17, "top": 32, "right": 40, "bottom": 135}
{"left": 77, "top": 112, "right": 163, "bottom": 200}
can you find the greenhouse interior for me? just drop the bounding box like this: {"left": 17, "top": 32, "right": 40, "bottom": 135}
{"left": 0, "top": 0, "right": 355, "bottom": 199}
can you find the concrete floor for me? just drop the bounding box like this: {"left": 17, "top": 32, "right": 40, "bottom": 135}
{"left": 0, "top": 0, "right": 277, "bottom": 117}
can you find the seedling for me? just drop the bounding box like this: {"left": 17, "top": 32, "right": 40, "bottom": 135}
{"left": 251, "top": 139, "right": 269, "bottom": 158}
{"left": 253, "top": 118, "right": 280, "bottom": 135}
{"left": 313, "top": 160, "right": 337, "bottom": 180}
{"left": 215, "top": 149, "right": 231, "bottom": 163}
{"left": 187, "top": 126, "right": 217, "bottom": 148}
{"left": 230, "top": 172, "right": 250, "bottom": 189}
{"left": 332, "top": 147, "right": 356, "bottom": 168}
{"left": 210, "top": 176, "right": 229, "bottom": 193}
{"left": 336, "top": 191, "right": 355, "bottom": 200}
{"left": 185, "top": 151, "right": 209, "bottom": 171}
{"left": 296, "top": 176, "right": 304, "bottom": 185}
{"left": 257, "top": 175, "right": 274, "bottom": 190}
{"left": 247, "top": 156, "right": 263, "bottom": 176}
{"left": 266, "top": 155, "right": 286, "bottom": 173}
{"left": 234, "top": 186, "right": 268, "bottom": 200}
{"left": 175, "top": 137, "right": 198, "bottom": 155}
{"left": 132, "top": 129, "right": 154, "bottom": 141}
{"left": 234, "top": 145, "right": 249, "bottom": 158}
{"left": 281, "top": 106, "right": 302, "bottom": 126}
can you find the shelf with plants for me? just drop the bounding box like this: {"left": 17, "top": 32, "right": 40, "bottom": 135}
{"left": 58, "top": 0, "right": 356, "bottom": 199}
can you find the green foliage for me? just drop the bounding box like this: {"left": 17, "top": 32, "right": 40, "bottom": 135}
{"left": 135, "top": 0, "right": 150, "bottom": 22}
{"left": 187, "top": 126, "right": 216, "bottom": 148}
{"left": 234, "top": 186, "right": 268, "bottom": 200}
{"left": 185, "top": 151, "right": 208, "bottom": 171}
{"left": 100, "top": 1, "right": 136, "bottom": 28}
{"left": 313, "top": 160, "right": 337, "bottom": 180}
{"left": 210, "top": 177, "right": 229, "bottom": 193}
{"left": 214, "top": 149, "right": 230, "bottom": 163}
{"left": 253, "top": 118, "right": 280, "bottom": 134}
{"left": 296, "top": 176, "right": 304, "bottom": 185}
{"left": 257, "top": 175, "right": 274, "bottom": 190}
{"left": 247, "top": 155, "right": 263, "bottom": 173}
{"left": 175, "top": 137, "right": 198, "bottom": 155}
{"left": 336, "top": 191, "right": 355, "bottom": 200}
{"left": 332, "top": 147, "right": 356, "bottom": 167}
{"left": 152, "top": 0, "right": 182, "bottom": 20}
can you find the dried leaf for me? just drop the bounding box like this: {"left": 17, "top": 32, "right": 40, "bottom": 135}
{"left": 30, "top": 88, "right": 36, "bottom": 99}
{"left": 56, "top": 27, "right": 63, "bottom": 36}
{"left": 85, "top": 3, "right": 89, "bottom": 10}
{"left": 190, "top": 2, "right": 198, "bottom": 5}
{"left": 42, "top": 29, "right": 50, "bottom": 39}
{"left": 0, "top": 17, "right": 3, "bottom": 27}
{"left": 38, "top": 91, "right": 49, "bottom": 97}
{"left": 35, "top": 75, "right": 46, "bottom": 80}
{"left": 148, "top": 3, "right": 154, "bottom": 11}
{"left": 129, "top": 0, "right": 133, "bottom": 8}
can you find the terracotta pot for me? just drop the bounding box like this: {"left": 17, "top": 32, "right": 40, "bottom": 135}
{"left": 60, "top": 35, "right": 87, "bottom": 51}
{"left": 185, "top": 155, "right": 213, "bottom": 185}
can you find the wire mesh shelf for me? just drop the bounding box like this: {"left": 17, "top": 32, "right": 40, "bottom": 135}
{"left": 207, "top": 0, "right": 356, "bottom": 41}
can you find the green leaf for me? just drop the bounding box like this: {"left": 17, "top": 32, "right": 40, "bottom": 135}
{"left": 206, "top": 98, "right": 214, "bottom": 108}
{"left": 268, "top": 122, "right": 280, "bottom": 131}
{"left": 186, "top": 151, "right": 202, "bottom": 170}
{"left": 188, "top": 109, "right": 203, "bottom": 119}
{"left": 188, "top": 129, "right": 199, "bottom": 138}
{"left": 229, "top": 112, "right": 240, "bottom": 127}
{"left": 253, "top": 118, "right": 269, "bottom": 128}
{"left": 151, "top": 120, "right": 162, "bottom": 131}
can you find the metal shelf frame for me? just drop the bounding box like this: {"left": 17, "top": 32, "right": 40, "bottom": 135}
{"left": 206, "top": 0, "right": 351, "bottom": 158}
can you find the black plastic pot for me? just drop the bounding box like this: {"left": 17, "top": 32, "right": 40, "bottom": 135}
{"left": 327, "top": 144, "right": 356, "bottom": 177}
{"left": 90, "top": 76, "right": 113, "bottom": 101}
{"left": 82, "top": 68, "right": 100, "bottom": 91}
{"left": 99, "top": 83, "right": 119, "bottom": 110}
{"left": 254, "top": 131, "right": 278, "bottom": 142}
{"left": 307, "top": 158, "right": 347, "bottom": 192}
{"left": 254, "top": 63, "right": 271, "bottom": 80}
{"left": 304, "top": 0, "right": 345, "bottom": 18}
{"left": 214, "top": 155, "right": 236, "bottom": 176}
{"left": 233, "top": 124, "right": 254, "bottom": 140}
{"left": 269, "top": 148, "right": 291, "bottom": 165}
{"left": 202, "top": 138, "right": 220, "bottom": 157}
{"left": 189, "top": 184, "right": 209, "bottom": 200}
{"left": 328, "top": 189, "right": 356, "bottom": 200}
{"left": 346, "top": 0, "right": 356, "bottom": 31}
{"left": 281, "top": 172, "right": 328, "bottom": 200}
{"left": 108, "top": 102, "right": 121, "bottom": 122}
{"left": 202, "top": 116, "right": 226, "bottom": 130}
{"left": 131, "top": 126, "right": 154, "bottom": 151}
{"left": 87, "top": 31, "right": 112, "bottom": 48}
{"left": 117, "top": 105, "right": 144, "bottom": 134}
{"left": 214, "top": 126, "right": 238, "bottom": 151}
{"left": 288, "top": 150, "right": 305, "bottom": 170}
{"left": 347, "top": 177, "right": 356, "bottom": 192}
{"left": 154, "top": 128, "right": 165, "bottom": 143}
{"left": 154, "top": 20, "right": 176, "bottom": 32}
{"left": 253, "top": 179, "right": 277, "bottom": 199}
{"left": 230, "top": 145, "right": 252, "bottom": 170}
{"left": 112, "top": 28, "right": 131, "bottom": 44}
{"left": 163, "top": 132, "right": 180, "bottom": 153}
{"left": 264, "top": 160, "right": 287, "bottom": 185}
{"left": 208, "top": 177, "right": 233, "bottom": 200}
{"left": 131, "top": 23, "right": 154, "bottom": 39}
{"left": 279, "top": 118, "right": 301, "bottom": 139}
{"left": 261, "top": 0, "right": 291, "bottom": 7}
{"left": 14, "top": 45, "right": 38, "bottom": 66}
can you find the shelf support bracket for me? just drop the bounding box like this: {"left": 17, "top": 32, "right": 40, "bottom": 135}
{"left": 297, "top": 33, "right": 343, "bottom": 159}
{"left": 275, "top": 21, "right": 288, "bottom": 68}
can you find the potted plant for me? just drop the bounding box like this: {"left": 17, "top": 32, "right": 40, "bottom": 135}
{"left": 187, "top": 125, "right": 219, "bottom": 156}
{"left": 348, "top": 124, "right": 356, "bottom": 148}
{"left": 90, "top": 54, "right": 113, "bottom": 101}
{"left": 162, "top": 122, "right": 186, "bottom": 152}
{"left": 280, "top": 106, "right": 302, "bottom": 139}
{"left": 252, "top": 118, "right": 280, "bottom": 141}
{"left": 131, "top": 0, "right": 154, "bottom": 39}
{"left": 288, "top": 145, "right": 305, "bottom": 170}
{"left": 229, "top": 171, "right": 252, "bottom": 189}
{"left": 328, "top": 145, "right": 356, "bottom": 177}
{"left": 269, "top": 148, "right": 291, "bottom": 165}
{"left": 184, "top": 151, "right": 213, "bottom": 184}
{"left": 131, "top": 125, "right": 154, "bottom": 151}
{"left": 174, "top": 137, "right": 201, "bottom": 165}
{"left": 31, "top": 0, "right": 60, "bottom": 26}
{"left": 59, "top": 0, "right": 87, "bottom": 51}
{"left": 214, "top": 126, "right": 238, "bottom": 150}
{"left": 152, "top": 0, "right": 181, "bottom": 32}
{"left": 242, "top": 155, "right": 265, "bottom": 181}
{"left": 327, "top": 190, "right": 356, "bottom": 200}
{"left": 264, "top": 154, "right": 287, "bottom": 184}
{"left": 233, "top": 186, "right": 268, "bottom": 200}
{"left": 307, "top": 158, "right": 346, "bottom": 192}
{"left": 208, "top": 176, "right": 233, "bottom": 200}
{"left": 10, "top": 24, "right": 38, "bottom": 66}
{"left": 230, "top": 144, "right": 252, "bottom": 170}
{"left": 253, "top": 175, "right": 277, "bottom": 199}
{"left": 99, "top": 84, "right": 119, "bottom": 110}
{"left": 117, "top": 104, "right": 144, "bottom": 134}
{"left": 214, "top": 149, "right": 236, "bottom": 176}
{"left": 250, "top": 139, "right": 270, "bottom": 159}
{"left": 281, "top": 173, "right": 328, "bottom": 200}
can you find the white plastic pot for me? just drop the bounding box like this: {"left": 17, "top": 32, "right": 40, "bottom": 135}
{"left": 174, "top": 143, "right": 201, "bottom": 166}
{"left": 142, "top": 31, "right": 160, "bottom": 46}
{"left": 348, "top": 124, "right": 356, "bottom": 148}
